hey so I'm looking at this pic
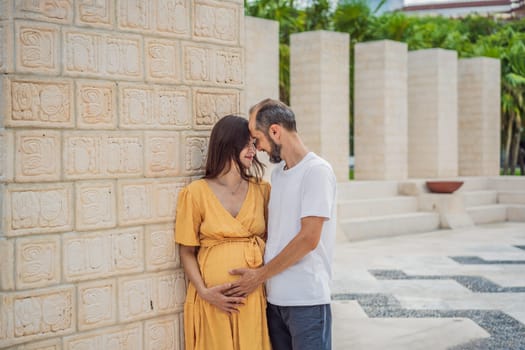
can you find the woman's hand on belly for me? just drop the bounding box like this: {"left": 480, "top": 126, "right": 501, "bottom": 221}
{"left": 198, "top": 282, "right": 246, "bottom": 314}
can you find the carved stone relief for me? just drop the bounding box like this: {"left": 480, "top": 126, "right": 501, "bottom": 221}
{"left": 194, "top": 88, "right": 240, "bottom": 129}
{"left": 64, "top": 30, "right": 142, "bottom": 80}
{"left": 119, "top": 84, "right": 190, "bottom": 129}
{"left": 194, "top": 1, "right": 238, "bottom": 44}
{"left": 64, "top": 132, "right": 143, "bottom": 179}
{"left": 77, "top": 279, "right": 116, "bottom": 330}
{"left": 0, "top": 130, "right": 14, "bottom": 182}
{"left": 144, "top": 132, "right": 179, "bottom": 177}
{"left": 118, "top": 0, "right": 151, "bottom": 31}
{"left": 145, "top": 224, "right": 179, "bottom": 271}
{"left": 6, "top": 183, "right": 73, "bottom": 237}
{"left": 156, "top": 0, "right": 189, "bottom": 36}
{"left": 16, "top": 22, "right": 59, "bottom": 74}
{"left": 144, "top": 316, "right": 180, "bottom": 350}
{"left": 15, "top": 0, "right": 72, "bottom": 24}
{"left": 145, "top": 38, "right": 179, "bottom": 83}
{"left": 15, "top": 130, "right": 61, "bottom": 182}
{"left": 76, "top": 80, "right": 117, "bottom": 129}
{"left": 63, "top": 227, "right": 144, "bottom": 281}
{"left": 7, "top": 78, "right": 73, "bottom": 128}
{"left": 16, "top": 235, "right": 60, "bottom": 289}
{"left": 64, "top": 323, "right": 142, "bottom": 350}
{"left": 76, "top": 0, "right": 114, "bottom": 28}
{"left": 183, "top": 133, "right": 208, "bottom": 174}
{"left": 118, "top": 180, "right": 186, "bottom": 225}
{"left": 183, "top": 44, "right": 243, "bottom": 86}
{"left": 75, "top": 181, "right": 116, "bottom": 231}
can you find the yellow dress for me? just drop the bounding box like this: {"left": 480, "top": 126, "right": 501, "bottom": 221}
{"left": 175, "top": 179, "right": 272, "bottom": 350}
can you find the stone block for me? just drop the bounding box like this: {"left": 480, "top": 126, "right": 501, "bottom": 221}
{"left": 0, "top": 0, "right": 12, "bottom": 20}
{"left": 63, "top": 29, "right": 143, "bottom": 81}
{"left": 3, "top": 76, "right": 74, "bottom": 128}
{"left": 3, "top": 183, "right": 73, "bottom": 237}
{"left": 144, "top": 132, "right": 180, "bottom": 178}
{"left": 181, "top": 132, "right": 209, "bottom": 175}
{"left": 15, "top": 235, "right": 61, "bottom": 290}
{"left": 182, "top": 42, "right": 243, "bottom": 87}
{"left": 145, "top": 37, "right": 180, "bottom": 84}
{"left": 63, "top": 323, "right": 142, "bottom": 350}
{"left": 408, "top": 49, "right": 458, "bottom": 178}
{"left": 16, "top": 337, "right": 62, "bottom": 350}
{"left": 62, "top": 227, "right": 144, "bottom": 282}
{"left": 117, "top": 179, "right": 186, "bottom": 226}
{"left": 15, "top": 130, "right": 61, "bottom": 182}
{"left": 75, "top": 181, "right": 116, "bottom": 231}
{"left": 75, "top": 0, "right": 114, "bottom": 29}
{"left": 63, "top": 131, "right": 143, "bottom": 180}
{"left": 145, "top": 223, "right": 179, "bottom": 271}
{"left": 77, "top": 278, "right": 116, "bottom": 331}
{"left": 458, "top": 58, "right": 501, "bottom": 176}
{"left": 76, "top": 80, "right": 117, "bottom": 129}
{"left": 118, "top": 270, "right": 186, "bottom": 323}
{"left": 0, "top": 129, "right": 14, "bottom": 182}
{"left": 0, "top": 21, "right": 13, "bottom": 73}
{"left": 193, "top": 88, "right": 241, "bottom": 130}
{"left": 118, "top": 83, "right": 191, "bottom": 130}
{"left": 144, "top": 315, "right": 182, "bottom": 350}
{"left": 14, "top": 0, "right": 72, "bottom": 24}
{"left": 354, "top": 40, "right": 408, "bottom": 180}
{"left": 193, "top": 0, "right": 241, "bottom": 45}
{"left": 0, "top": 286, "right": 75, "bottom": 348}
{"left": 0, "top": 238, "right": 15, "bottom": 290}
{"left": 15, "top": 21, "right": 60, "bottom": 75}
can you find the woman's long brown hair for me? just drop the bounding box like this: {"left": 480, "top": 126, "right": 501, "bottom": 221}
{"left": 204, "top": 115, "right": 264, "bottom": 182}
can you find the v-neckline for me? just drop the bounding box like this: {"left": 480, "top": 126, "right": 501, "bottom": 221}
{"left": 203, "top": 179, "right": 251, "bottom": 219}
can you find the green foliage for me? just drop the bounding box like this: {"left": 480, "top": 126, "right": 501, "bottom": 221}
{"left": 246, "top": 0, "right": 525, "bottom": 174}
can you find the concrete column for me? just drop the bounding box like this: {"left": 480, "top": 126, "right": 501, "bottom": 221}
{"left": 244, "top": 16, "right": 279, "bottom": 181}
{"left": 290, "top": 30, "right": 350, "bottom": 182}
{"left": 354, "top": 40, "right": 407, "bottom": 180}
{"left": 458, "top": 58, "right": 501, "bottom": 176}
{"left": 408, "top": 49, "right": 458, "bottom": 178}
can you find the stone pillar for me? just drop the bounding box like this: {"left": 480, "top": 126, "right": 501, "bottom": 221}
{"left": 290, "top": 30, "right": 350, "bottom": 182}
{"left": 458, "top": 58, "right": 501, "bottom": 176}
{"left": 0, "top": 1, "right": 244, "bottom": 348}
{"left": 244, "top": 16, "right": 279, "bottom": 181}
{"left": 354, "top": 40, "right": 407, "bottom": 180}
{"left": 408, "top": 49, "right": 458, "bottom": 178}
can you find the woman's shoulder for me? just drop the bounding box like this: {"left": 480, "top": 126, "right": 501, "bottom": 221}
{"left": 250, "top": 178, "right": 271, "bottom": 192}
{"left": 183, "top": 178, "right": 208, "bottom": 195}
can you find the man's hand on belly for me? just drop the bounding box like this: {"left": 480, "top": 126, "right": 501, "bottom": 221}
{"left": 199, "top": 282, "right": 246, "bottom": 314}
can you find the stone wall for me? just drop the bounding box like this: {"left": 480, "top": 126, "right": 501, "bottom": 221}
{"left": 0, "top": 0, "right": 244, "bottom": 348}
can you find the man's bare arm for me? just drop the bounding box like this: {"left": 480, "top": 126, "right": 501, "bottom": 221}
{"left": 226, "top": 216, "right": 325, "bottom": 297}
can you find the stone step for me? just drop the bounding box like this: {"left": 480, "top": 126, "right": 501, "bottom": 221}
{"left": 337, "top": 181, "right": 399, "bottom": 200}
{"left": 488, "top": 176, "right": 525, "bottom": 191}
{"left": 498, "top": 191, "right": 525, "bottom": 205}
{"left": 466, "top": 204, "right": 507, "bottom": 225}
{"left": 463, "top": 190, "right": 498, "bottom": 207}
{"left": 338, "top": 196, "right": 418, "bottom": 219}
{"left": 507, "top": 205, "right": 525, "bottom": 222}
{"left": 459, "top": 177, "right": 491, "bottom": 191}
{"left": 340, "top": 212, "right": 440, "bottom": 241}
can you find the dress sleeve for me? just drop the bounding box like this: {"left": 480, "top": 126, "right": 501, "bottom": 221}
{"left": 174, "top": 187, "right": 201, "bottom": 246}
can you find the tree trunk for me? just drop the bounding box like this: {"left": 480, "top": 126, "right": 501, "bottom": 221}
{"left": 509, "top": 127, "right": 520, "bottom": 175}
{"left": 503, "top": 113, "right": 514, "bottom": 175}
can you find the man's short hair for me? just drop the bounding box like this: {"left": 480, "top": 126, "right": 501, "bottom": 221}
{"left": 250, "top": 98, "right": 297, "bottom": 133}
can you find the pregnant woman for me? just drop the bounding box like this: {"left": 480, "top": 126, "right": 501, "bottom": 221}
{"left": 175, "top": 115, "right": 271, "bottom": 350}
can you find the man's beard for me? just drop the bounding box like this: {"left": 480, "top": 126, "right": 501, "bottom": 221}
{"left": 268, "top": 138, "right": 282, "bottom": 164}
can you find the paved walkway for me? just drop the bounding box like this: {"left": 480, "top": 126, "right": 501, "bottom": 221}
{"left": 331, "top": 222, "right": 525, "bottom": 350}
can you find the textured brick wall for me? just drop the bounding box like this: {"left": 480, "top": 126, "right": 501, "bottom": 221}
{"left": 0, "top": 0, "right": 244, "bottom": 348}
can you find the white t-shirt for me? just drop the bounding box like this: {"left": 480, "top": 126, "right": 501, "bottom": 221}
{"left": 264, "top": 152, "right": 337, "bottom": 306}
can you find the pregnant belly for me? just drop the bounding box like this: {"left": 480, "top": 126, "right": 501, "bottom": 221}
{"left": 198, "top": 241, "right": 259, "bottom": 287}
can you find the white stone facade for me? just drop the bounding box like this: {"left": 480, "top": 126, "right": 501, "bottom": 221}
{"left": 0, "top": 0, "right": 244, "bottom": 348}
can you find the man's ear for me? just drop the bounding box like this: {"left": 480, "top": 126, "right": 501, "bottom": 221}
{"left": 269, "top": 124, "right": 280, "bottom": 140}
